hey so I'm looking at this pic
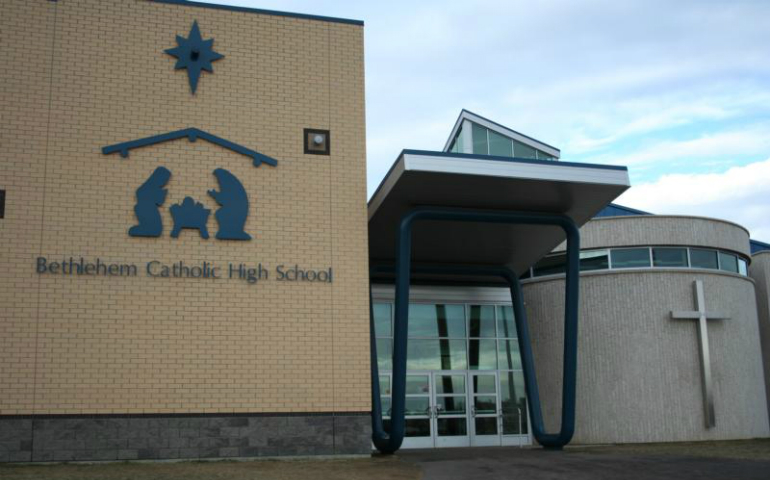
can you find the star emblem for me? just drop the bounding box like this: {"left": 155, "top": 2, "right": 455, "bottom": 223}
{"left": 165, "top": 21, "right": 224, "bottom": 94}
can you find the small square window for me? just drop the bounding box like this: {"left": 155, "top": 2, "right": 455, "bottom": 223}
{"left": 304, "top": 128, "right": 330, "bottom": 155}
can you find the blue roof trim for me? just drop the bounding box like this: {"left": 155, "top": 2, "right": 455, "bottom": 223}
{"left": 400, "top": 149, "right": 627, "bottom": 171}
{"left": 102, "top": 128, "right": 278, "bottom": 167}
{"left": 151, "top": 0, "right": 364, "bottom": 26}
{"left": 594, "top": 203, "right": 652, "bottom": 218}
{"left": 460, "top": 109, "right": 561, "bottom": 153}
{"left": 750, "top": 239, "right": 770, "bottom": 254}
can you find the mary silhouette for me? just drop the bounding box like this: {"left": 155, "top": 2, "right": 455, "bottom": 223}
{"left": 208, "top": 168, "right": 251, "bottom": 240}
{"left": 128, "top": 166, "right": 171, "bottom": 237}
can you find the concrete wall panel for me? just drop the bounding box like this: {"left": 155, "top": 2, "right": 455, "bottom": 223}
{"left": 522, "top": 269, "right": 769, "bottom": 444}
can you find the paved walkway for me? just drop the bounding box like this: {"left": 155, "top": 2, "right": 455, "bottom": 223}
{"left": 398, "top": 445, "right": 770, "bottom": 480}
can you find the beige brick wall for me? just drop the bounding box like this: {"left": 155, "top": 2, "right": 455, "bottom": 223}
{"left": 0, "top": 0, "right": 369, "bottom": 414}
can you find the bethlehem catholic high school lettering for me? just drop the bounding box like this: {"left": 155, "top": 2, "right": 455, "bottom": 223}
{"left": 1, "top": 0, "right": 770, "bottom": 465}
{"left": 35, "top": 257, "right": 332, "bottom": 284}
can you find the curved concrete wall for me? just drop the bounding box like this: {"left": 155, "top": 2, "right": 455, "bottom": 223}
{"left": 521, "top": 269, "right": 769, "bottom": 444}
{"left": 749, "top": 251, "right": 770, "bottom": 416}
{"left": 552, "top": 216, "right": 751, "bottom": 257}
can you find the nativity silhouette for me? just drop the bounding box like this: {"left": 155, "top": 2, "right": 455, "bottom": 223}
{"left": 129, "top": 167, "right": 251, "bottom": 241}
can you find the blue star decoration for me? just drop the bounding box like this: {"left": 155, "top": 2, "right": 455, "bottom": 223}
{"left": 164, "top": 21, "right": 224, "bottom": 94}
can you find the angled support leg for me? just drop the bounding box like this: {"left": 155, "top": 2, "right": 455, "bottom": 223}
{"left": 369, "top": 207, "right": 580, "bottom": 453}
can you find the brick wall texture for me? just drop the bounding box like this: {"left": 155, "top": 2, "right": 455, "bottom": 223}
{"left": 0, "top": 0, "right": 370, "bottom": 420}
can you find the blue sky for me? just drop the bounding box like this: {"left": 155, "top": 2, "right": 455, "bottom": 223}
{"left": 204, "top": 0, "right": 770, "bottom": 239}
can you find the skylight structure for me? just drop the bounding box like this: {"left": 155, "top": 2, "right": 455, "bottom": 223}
{"left": 444, "top": 110, "right": 560, "bottom": 161}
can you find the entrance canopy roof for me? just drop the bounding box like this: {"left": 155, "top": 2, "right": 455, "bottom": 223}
{"left": 368, "top": 150, "right": 630, "bottom": 284}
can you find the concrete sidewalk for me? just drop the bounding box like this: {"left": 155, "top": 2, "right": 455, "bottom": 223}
{"left": 398, "top": 442, "right": 770, "bottom": 480}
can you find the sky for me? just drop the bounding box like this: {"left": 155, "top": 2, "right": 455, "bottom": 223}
{"left": 203, "top": 0, "right": 770, "bottom": 240}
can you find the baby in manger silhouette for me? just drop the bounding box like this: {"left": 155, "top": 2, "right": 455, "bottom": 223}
{"left": 129, "top": 167, "right": 251, "bottom": 240}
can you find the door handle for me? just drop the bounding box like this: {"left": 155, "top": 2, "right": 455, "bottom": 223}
{"left": 471, "top": 406, "right": 476, "bottom": 417}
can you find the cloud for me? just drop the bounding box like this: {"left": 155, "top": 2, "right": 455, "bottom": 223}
{"left": 594, "top": 125, "right": 770, "bottom": 167}
{"left": 196, "top": 0, "right": 770, "bottom": 202}
{"left": 616, "top": 158, "right": 770, "bottom": 240}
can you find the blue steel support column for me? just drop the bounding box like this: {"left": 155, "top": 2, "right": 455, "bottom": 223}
{"left": 369, "top": 207, "right": 580, "bottom": 453}
{"left": 369, "top": 283, "right": 388, "bottom": 445}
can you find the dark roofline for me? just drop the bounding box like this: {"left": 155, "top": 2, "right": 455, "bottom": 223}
{"left": 605, "top": 203, "right": 652, "bottom": 215}
{"left": 750, "top": 239, "right": 770, "bottom": 254}
{"left": 151, "top": 0, "right": 364, "bottom": 26}
{"left": 460, "top": 109, "right": 561, "bottom": 153}
{"left": 368, "top": 149, "right": 628, "bottom": 207}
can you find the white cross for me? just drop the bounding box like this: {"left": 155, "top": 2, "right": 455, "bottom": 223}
{"left": 670, "top": 280, "right": 729, "bottom": 429}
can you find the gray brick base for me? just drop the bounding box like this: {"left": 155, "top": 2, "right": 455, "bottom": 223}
{"left": 0, "top": 413, "right": 371, "bottom": 462}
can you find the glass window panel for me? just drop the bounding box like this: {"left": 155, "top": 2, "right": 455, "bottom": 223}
{"left": 474, "top": 396, "right": 497, "bottom": 414}
{"left": 405, "top": 419, "right": 430, "bottom": 437}
{"left": 381, "top": 397, "right": 391, "bottom": 418}
{"left": 610, "top": 248, "right": 651, "bottom": 268}
{"left": 738, "top": 258, "right": 748, "bottom": 276}
{"left": 580, "top": 250, "right": 609, "bottom": 271}
{"left": 436, "top": 395, "right": 466, "bottom": 415}
{"left": 405, "top": 397, "right": 430, "bottom": 416}
{"left": 496, "top": 306, "right": 516, "bottom": 338}
{"left": 373, "top": 303, "right": 392, "bottom": 337}
{"left": 406, "top": 375, "right": 430, "bottom": 395}
{"left": 450, "top": 126, "right": 463, "bottom": 153}
{"left": 406, "top": 339, "right": 467, "bottom": 370}
{"left": 690, "top": 248, "right": 718, "bottom": 269}
{"left": 469, "top": 305, "right": 495, "bottom": 337}
{"left": 437, "top": 418, "right": 467, "bottom": 436}
{"left": 652, "top": 247, "right": 688, "bottom": 267}
{"left": 473, "top": 375, "right": 497, "bottom": 394}
{"left": 434, "top": 375, "right": 466, "bottom": 394}
{"left": 719, "top": 252, "right": 739, "bottom": 273}
{"left": 408, "top": 304, "right": 466, "bottom": 338}
{"left": 472, "top": 122, "right": 488, "bottom": 154}
{"left": 376, "top": 338, "right": 392, "bottom": 371}
{"left": 469, "top": 339, "right": 497, "bottom": 370}
{"left": 536, "top": 151, "right": 554, "bottom": 161}
{"left": 498, "top": 340, "right": 522, "bottom": 370}
{"left": 513, "top": 140, "right": 537, "bottom": 159}
{"left": 379, "top": 376, "right": 391, "bottom": 396}
{"left": 474, "top": 417, "right": 498, "bottom": 435}
{"left": 533, "top": 254, "right": 566, "bottom": 277}
{"left": 500, "top": 371, "right": 528, "bottom": 434}
{"left": 488, "top": 130, "right": 513, "bottom": 157}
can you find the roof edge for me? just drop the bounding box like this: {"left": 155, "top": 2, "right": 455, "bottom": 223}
{"left": 401, "top": 149, "right": 626, "bottom": 171}
{"left": 151, "top": 0, "right": 365, "bottom": 26}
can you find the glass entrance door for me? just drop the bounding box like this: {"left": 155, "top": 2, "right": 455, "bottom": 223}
{"left": 470, "top": 372, "right": 501, "bottom": 446}
{"left": 433, "top": 372, "right": 470, "bottom": 447}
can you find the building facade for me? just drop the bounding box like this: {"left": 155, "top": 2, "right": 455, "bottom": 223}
{"left": 1, "top": 0, "right": 370, "bottom": 461}
{"left": 525, "top": 215, "right": 769, "bottom": 443}
{"left": 1, "top": 0, "right": 769, "bottom": 463}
